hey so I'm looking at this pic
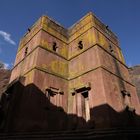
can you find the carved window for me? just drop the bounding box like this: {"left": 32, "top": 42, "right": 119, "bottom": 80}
{"left": 109, "top": 45, "right": 114, "bottom": 53}
{"left": 78, "top": 41, "right": 83, "bottom": 49}
{"left": 52, "top": 42, "right": 58, "bottom": 52}
{"left": 24, "top": 47, "right": 28, "bottom": 56}
{"left": 45, "top": 87, "right": 63, "bottom": 109}
{"left": 121, "top": 90, "right": 135, "bottom": 112}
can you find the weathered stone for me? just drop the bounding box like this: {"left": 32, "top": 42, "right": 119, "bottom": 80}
{"left": 129, "top": 65, "right": 140, "bottom": 101}
{"left": 1, "top": 12, "right": 140, "bottom": 134}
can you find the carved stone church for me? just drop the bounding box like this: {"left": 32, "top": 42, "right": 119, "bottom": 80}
{"left": 1, "top": 12, "right": 140, "bottom": 139}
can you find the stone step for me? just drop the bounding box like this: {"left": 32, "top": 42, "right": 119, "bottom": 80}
{"left": 1, "top": 128, "right": 140, "bottom": 140}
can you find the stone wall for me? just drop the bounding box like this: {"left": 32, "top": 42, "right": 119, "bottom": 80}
{"left": 129, "top": 65, "right": 140, "bottom": 101}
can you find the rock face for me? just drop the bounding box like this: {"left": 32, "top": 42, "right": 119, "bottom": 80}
{"left": 0, "top": 66, "right": 139, "bottom": 101}
{"left": 0, "top": 69, "right": 11, "bottom": 98}
{"left": 129, "top": 65, "right": 140, "bottom": 101}
{"left": 7, "top": 13, "right": 140, "bottom": 132}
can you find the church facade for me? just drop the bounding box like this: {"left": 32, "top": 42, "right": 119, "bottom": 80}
{"left": 2, "top": 12, "right": 140, "bottom": 132}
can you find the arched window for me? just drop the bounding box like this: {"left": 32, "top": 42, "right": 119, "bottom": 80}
{"left": 78, "top": 41, "right": 83, "bottom": 49}
{"left": 24, "top": 47, "right": 28, "bottom": 56}
{"left": 109, "top": 45, "right": 114, "bottom": 53}
{"left": 52, "top": 42, "right": 58, "bottom": 52}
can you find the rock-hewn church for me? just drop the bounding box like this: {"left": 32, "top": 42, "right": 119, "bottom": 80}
{"left": 1, "top": 12, "right": 140, "bottom": 139}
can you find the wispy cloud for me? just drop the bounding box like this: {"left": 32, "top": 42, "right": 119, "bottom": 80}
{"left": 3, "top": 63, "right": 10, "bottom": 69}
{"left": 0, "top": 61, "right": 12, "bottom": 69}
{"left": 0, "top": 30, "right": 16, "bottom": 45}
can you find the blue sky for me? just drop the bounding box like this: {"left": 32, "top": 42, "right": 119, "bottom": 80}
{"left": 0, "top": 0, "right": 140, "bottom": 69}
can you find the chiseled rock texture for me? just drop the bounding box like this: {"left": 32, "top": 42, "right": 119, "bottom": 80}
{"left": 0, "top": 65, "right": 140, "bottom": 100}
{"left": 129, "top": 65, "right": 140, "bottom": 100}
{"left": 0, "top": 69, "right": 11, "bottom": 98}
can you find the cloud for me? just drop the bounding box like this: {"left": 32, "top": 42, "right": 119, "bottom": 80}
{"left": 3, "top": 63, "right": 10, "bottom": 69}
{"left": 0, "top": 61, "right": 12, "bottom": 69}
{"left": 0, "top": 30, "right": 16, "bottom": 45}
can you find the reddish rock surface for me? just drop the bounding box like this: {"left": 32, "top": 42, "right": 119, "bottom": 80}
{"left": 0, "top": 13, "right": 140, "bottom": 134}
{"left": 129, "top": 65, "right": 140, "bottom": 100}
{"left": 0, "top": 66, "right": 139, "bottom": 103}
